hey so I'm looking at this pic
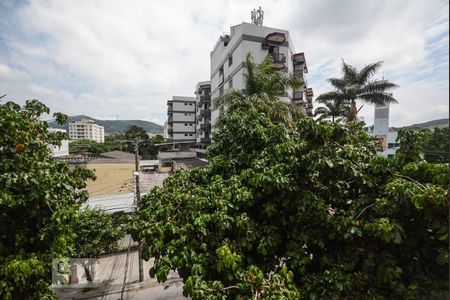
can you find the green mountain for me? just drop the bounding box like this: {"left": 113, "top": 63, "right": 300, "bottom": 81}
{"left": 48, "top": 115, "right": 164, "bottom": 134}
{"left": 405, "top": 118, "right": 449, "bottom": 129}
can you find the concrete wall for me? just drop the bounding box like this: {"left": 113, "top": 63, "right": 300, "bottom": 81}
{"left": 172, "top": 101, "right": 196, "bottom": 112}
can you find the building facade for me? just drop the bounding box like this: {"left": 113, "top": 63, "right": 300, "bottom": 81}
{"left": 167, "top": 96, "right": 196, "bottom": 142}
{"left": 195, "top": 81, "right": 212, "bottom": 155}
{"left": 210, "top": 22, "right": 313, "bottom": 126}
{"left": 366, "top": 103, "right": 399, "bottom": 157}
{"left": 68, "top": 119, "right": 105, "bottom": 143}
{"left": 48, "top": 128, "right": 69, "bottom": 157}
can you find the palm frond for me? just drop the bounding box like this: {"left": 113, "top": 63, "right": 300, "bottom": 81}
{"left": 358, "top": 80, "right": 399, "bottom": 94}
{"left": 327, "top": 78, "right": 347, "bottom": 90}
{"left": 341, "top": 59, "right": 358, "bottom": 82}
{"left": 358, "top": 92, "right": 398, "bottom": 105}
{"left": 357, "top": 61, "right": 383, "bottom": 84}
{"left": 316, "top": 91, "right": 348, "bottom": 103}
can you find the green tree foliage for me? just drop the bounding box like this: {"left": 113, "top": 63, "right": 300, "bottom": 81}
{"left": 129, "top": 56, "right": 448, "bottom": 298}
{"left": 69, "top": 139, "right": 121, "bottom": 157}
{"left": 316, "top": 60, "right": 399, "bottom": 120}
{"left": 214, "top": 53, "right": 302, "bottom": 126}
{"left": 73, "top": 209, "right": 126, "bottom": 258}
{"left": 422, "top": 127, "right": 449, "bottom": 163}
{"left": 313, "top": 100, "right": 349, "bottom": 122}
{"left": 0, "top": 100, "right": 94, "bottom": 299}
{"left": 147, "top": 134, "right": 165, "bottom": 159}
{"left": 396, "top": 127, "right": 449, "bottom": 164}
{"left": 124, "top": 125, "right": 150, "bottom": 158}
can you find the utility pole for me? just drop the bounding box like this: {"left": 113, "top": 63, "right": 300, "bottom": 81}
{"left": 133, "top": 139, "right": 144, "bottom": 283}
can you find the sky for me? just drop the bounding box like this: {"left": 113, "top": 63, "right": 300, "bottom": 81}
{"left": 0, "top": 0, "right": 448, "bottom": 126}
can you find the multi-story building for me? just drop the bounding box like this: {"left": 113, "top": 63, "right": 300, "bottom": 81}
{"left": 366, "top": 102, "right": 399, "bottom": 157}
{"left": 195, "top": 81, "right": 211, "bottom": 156}
{"left": 210, "top": 21, "right": 313, "bottom": 125}
{"left": 167, "top": 96, "right": 196, "bottom": 142}
{"left": 68, "top": 119, "right": 105, "bottom": 143}
{"left": 48, "top": 128, "right": 69, "bottom": 157}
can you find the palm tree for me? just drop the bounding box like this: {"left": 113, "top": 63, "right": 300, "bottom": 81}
{"left": 214, "top": 53, "right": 302, "bottom": 126}
{"left": 314, "top": 100, "right": 349, "bottom": 122}
{"left": 316, "top": 60, "right": 399, "bottom": 121}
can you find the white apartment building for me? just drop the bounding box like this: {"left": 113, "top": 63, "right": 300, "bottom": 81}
{"left": 68, "top": 119, "right": 105, "bottom": 143}
{"left": 210, "top": 21, "right": 313, "bottom": 125}
{"left": 48, "top": 128, "right": 69, "bottom": 157}
{"left": 366, "top": 103, "right": 399, "bottom": 157}
{"left": 195, "top": 81, "right": 211, "bottom": 155}
{"left": 167, "top": 96, "right": 196, "bottom": 142}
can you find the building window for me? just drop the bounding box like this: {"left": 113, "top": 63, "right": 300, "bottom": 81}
{"left": 189, "top": 134, "right": 193, "bottom": 136}
{"left": 185, "top": 123, "right": 188, "bottom": 126}
{"left": 189, "top": 103, "right": 193, "bottom": 106}
{"left": 184, "top": 134, "right": 188, "bottom": 136}
{"left": 184, "top": 103, "right": 187, "bottom": 105}
{"left": 228, "top": 55, "right": 233, "bottom": 67}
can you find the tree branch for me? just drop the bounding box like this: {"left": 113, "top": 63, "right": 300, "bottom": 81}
{"left": 393, "top": 174, "right": 426, "bottom": 190}
{"left": 355, "top": 203, "right": 376, "bottom": 219}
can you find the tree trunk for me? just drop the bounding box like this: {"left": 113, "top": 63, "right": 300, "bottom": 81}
{"left": 348, "top": 100, "right": 357, "bottom": 121}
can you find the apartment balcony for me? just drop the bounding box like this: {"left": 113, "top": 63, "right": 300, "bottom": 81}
{"left": 269, "top": 52, "right": 286, "bottom": 70}
{"left": 200, "top": 123, "right": 211, "bottom": 131}
{"left": 168, "top": 128, "right": 173, "bottom": 134}
{"left": 199, "top": 109, "right": 211, "bottom": 118}
{"left": 293, "top": 91, "right": 303, "bottom": 101}
{"left": 200, "top": 95, "right": 211, "bottom": 102}
{"left": 265, "top": 32, "right": 286, "bottom": 44}
{"left": 306, "top": 88, "right": 314, "bottom": 97}
{"left": 293, "top": 64, "right": 304, "bottom": 77}
{"left": 307, "top": 103, "right": 313, "bottom": 109}
{"left": 293, "top": 52, "right": 308, "bottom": 74}
{"left": 201, "top": 137, "right": 211, "bottom": 144}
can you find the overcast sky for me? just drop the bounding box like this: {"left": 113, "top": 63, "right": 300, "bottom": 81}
{"left": 0, "top": 0, "right": 448, "bottom": 126}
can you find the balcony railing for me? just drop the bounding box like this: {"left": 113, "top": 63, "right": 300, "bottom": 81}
{"left": 293, "top": 91, "right": 303, "bottom": 101}
{"left": 201, "top": 137, "right": 211, "bottom": 144}
{"left": 200, "top": 95, "right": 211, "bottom": 102}
{"left": 200, "top": 123, "right": 211, "bottom": 131}
{"left": 269, "top": 52, "right": 286, "bottom": 63}
{"left": 199, "top": 109, "right": 211, "bottom": 118}
{"left": 269, "top": 52, "right": 286, "bottom": 70}
{"left": 306, "top": 88, "right": 314, "bottom": 97}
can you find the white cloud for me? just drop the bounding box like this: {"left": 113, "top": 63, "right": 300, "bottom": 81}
{"left": 0, "top": 0, "right": 448, "bottom": 126}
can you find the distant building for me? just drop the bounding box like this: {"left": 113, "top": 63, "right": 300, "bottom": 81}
{"left": 48, "top": 128, "right": 69, "bottom": 157}
{"left": 163, "top": 121, "right": 169, "bottom": 140}
{"left": 167, "top": 96, "right": 196, "bottom": 142}
{"left": 366, "top": 103, "right": 399, "bottom": 157}
{"left": 210, "top": 21, "right": 313, "bottom": 126}
{"left": 69, "top": 119, "right": 105, "bottom": 143}
{"left": 195, "top": 81, "right": 211, "bottom": 156}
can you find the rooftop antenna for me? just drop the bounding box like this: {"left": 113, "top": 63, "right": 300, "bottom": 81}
{"left": 251, "top": 6, "right": 264, "bottom": 26}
